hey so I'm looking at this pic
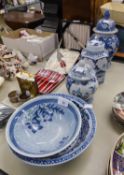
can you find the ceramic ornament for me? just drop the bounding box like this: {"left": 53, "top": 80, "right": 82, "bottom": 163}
{"left": 28, "top": 53, "right": 38, "bottom": 65}
{"left": 92, "top": 10, "right": 119, "bottom": 67}
{"left": 81, "top": 37, "right": 109, "bottom": 84}
{"left": 66, "top": 60, "right": 98, "bottom": 103}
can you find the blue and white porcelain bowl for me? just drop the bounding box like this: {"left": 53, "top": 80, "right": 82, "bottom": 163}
{"left": 10, "top": 94, "right": 96, "bottom": 166}
{"left": 81, "top": 39, "right": 109, "bottom": 84}
{"left": 6, "top": 95, "right": 82, "bottom": 158}
{"left": 66, "top": 60, "right": 98, "bottom": 103}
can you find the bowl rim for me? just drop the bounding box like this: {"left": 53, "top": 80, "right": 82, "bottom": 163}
{"left": 5, "top": 94, "right": 82, "bottom": 158}
{"left": 110, "top": 132, "right": 124, "bottom": 175}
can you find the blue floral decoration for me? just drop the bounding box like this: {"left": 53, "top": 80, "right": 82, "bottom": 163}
{"left": 25, "top": 103, "right": 64, "bottom": 133}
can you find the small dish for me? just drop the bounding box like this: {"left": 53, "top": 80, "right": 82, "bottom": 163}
{"left": 112, "top": 92, "right": 124, "bottom": 124}
{"left": 8, "top": 90, "right": 31, "bottom": 103}
{"left": 8, "top": 90, "right": 20, "bottom": 103}
{"left": 6, "top": 95, "right": 82, "bottom": 158}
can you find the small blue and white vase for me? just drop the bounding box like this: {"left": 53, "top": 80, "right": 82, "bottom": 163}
{"left": 92, "top": 10, "right": 119, "bottom": 67}
{"left": 66, "top": 60, "right": 98, "bottom": 103}
{"left": 81, "top": 38, "right": 109, "bottom": 84}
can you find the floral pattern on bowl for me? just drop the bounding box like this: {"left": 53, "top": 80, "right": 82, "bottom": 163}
{"left": 24, "top": 103, "right": 64, "bottom": 133}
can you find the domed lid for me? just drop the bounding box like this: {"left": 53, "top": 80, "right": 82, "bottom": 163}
{"left": 81, "top": 37, "right": 108, "bottom": 60}
{"left": 86, "top": 38, "right": 105, "bottom": 52}
{"left": 68, "top": 60, "right": 96, "bottom": 81}
{"left": 93, "top": 10, "right": 118, "bottom": 34}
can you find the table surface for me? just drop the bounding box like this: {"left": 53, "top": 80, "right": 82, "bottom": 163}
{"left": 0, "top": 61, "right": 124, "bottom": 175}
{"left": 4, "top": 11, "right": 44, "bottom": 24}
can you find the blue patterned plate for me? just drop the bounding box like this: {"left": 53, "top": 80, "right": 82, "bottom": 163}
{"left": 6, "top": 95, "right": 82, "bottom": 158}
{"left": 11, "top": 94, "right": 96, "bottom": 166}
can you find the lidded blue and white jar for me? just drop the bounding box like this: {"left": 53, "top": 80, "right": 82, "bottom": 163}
{"left": 81, "top": 38, "right": 109, "bottom": 84}
{"left": 66, "top": 60, "right": 98, "bottom": 103}
{"left": 92, "top": 10, "right": 119, "bottom": 65}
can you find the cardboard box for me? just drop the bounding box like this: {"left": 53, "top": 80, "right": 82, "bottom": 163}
{"left": 1, "top": 28, "right": 58, "bottom": 59}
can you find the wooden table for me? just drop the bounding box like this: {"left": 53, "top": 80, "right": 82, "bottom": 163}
{"left": 115, "top": 52, "right": 124, "bottom": 58}
{"left": 4, "top": 11, "right": 44, "bottom": 30}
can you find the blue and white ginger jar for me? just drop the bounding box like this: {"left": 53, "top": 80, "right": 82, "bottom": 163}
{"left": 92, "top": 10, "right": 119, "bottom": 65}
{"left": 66, "top": 60, "right": 98, "bottom": 103}
{"left": 81, "top": 38, "right": 109, "bottom": 84}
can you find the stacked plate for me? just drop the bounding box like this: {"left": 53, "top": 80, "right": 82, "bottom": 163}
{"left": 5, "top": 93, "right": 96, "bottom": 166}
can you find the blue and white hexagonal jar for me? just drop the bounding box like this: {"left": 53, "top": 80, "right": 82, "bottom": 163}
{"left": 92, "top": 10, "right": 119, "bottom": 65}
{"left": 66, "top": 60, "right": 98, "bottom": 103}
{"left": 81, "top": 38, "right": 109, "bottom": 84}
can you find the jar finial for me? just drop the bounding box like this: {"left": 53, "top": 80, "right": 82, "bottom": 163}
{"left": 104, "top": 9, "right": 110, "bottom": 19}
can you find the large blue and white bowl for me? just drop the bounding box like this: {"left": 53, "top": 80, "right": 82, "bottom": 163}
{"left": 6, "top": 95, "right": 82, "bottom": 158}
{"left": 8, "top": 94, "right": 96, "bottom": 166}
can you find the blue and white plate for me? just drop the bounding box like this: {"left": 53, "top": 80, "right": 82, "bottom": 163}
{"left": 6, "top": 95, "right": 82, "bottom": 158}
{"left": 11, "top": 94, "right": 96, "bottom": 166}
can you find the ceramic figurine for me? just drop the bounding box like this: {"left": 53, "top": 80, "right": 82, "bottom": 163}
{"left": 81, "top": 38, "right": 109, "bottom": 84}
{"left": 66, "top": 60, "right": 98, "bottom": 103}
{"left": 28, "top": 53, "right": 38, "bottom": 65}
{"left": 4, "top": 63, "right": 17, "bottom": 80}
{"left": 92, "top": 10, "right": 119, "bottom": 66}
